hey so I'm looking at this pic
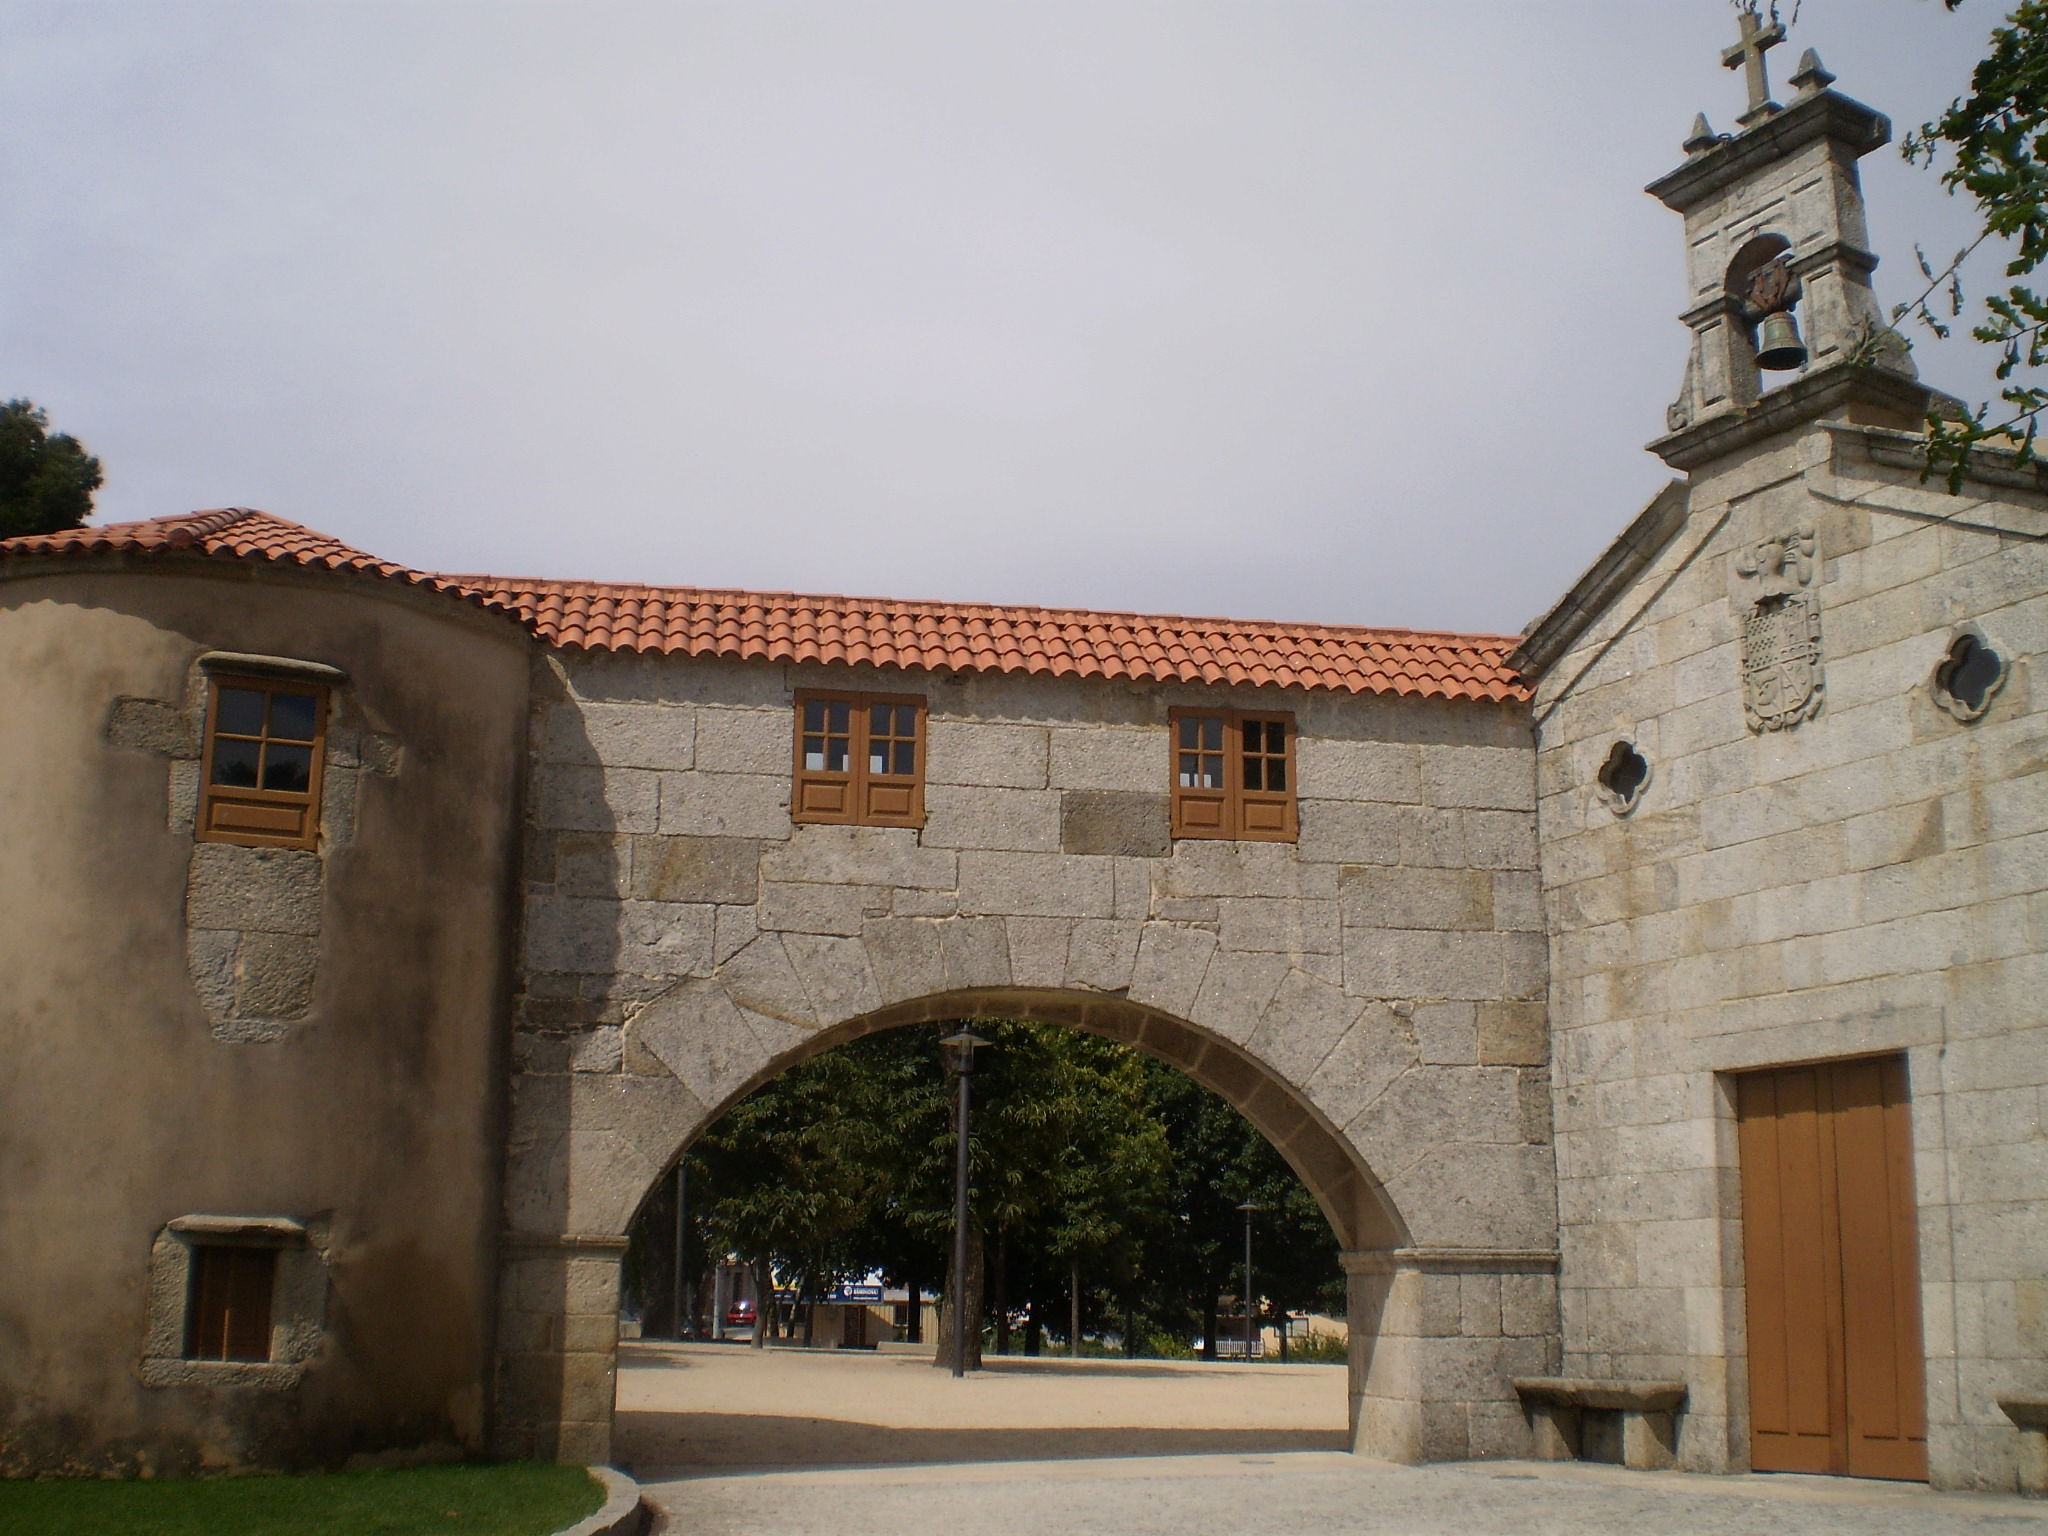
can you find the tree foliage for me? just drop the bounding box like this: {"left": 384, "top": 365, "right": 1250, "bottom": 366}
{"left": 1902, "top": 1, "right": 2048, "bottom": 486}
{"left": 0, "top": 399, "right": 101, "bottom": 538}
{"left": 628, "top": 1020, "right": 1344, "bottom": 1365}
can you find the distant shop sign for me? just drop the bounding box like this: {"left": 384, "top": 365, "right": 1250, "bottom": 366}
{"left": 772, "top": 1283, "right": 885, "bottom": 1305}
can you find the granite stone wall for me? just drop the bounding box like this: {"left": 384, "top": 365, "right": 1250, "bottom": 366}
{"left": 496, "top": 651, "right": 1557, "bottom": 1464}
{"left": 1533, "top": 421, "right": 2048, "bottom": 1490}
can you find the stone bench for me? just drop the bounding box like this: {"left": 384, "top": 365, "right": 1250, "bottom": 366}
{"left": 1513, "top": 1377, "right": 1687, "bottom": 1470}
{"left": 2000, "top": 1399, "right": 2048, "bottom": 1496}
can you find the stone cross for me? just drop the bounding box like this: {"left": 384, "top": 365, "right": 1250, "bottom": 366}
{"left": 1723, "top": 10, "right": 1786, "bottom": 125}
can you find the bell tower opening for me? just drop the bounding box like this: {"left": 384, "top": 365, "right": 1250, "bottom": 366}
{"left": 1647, "top": 23, "right": 1929, "bottom": 466}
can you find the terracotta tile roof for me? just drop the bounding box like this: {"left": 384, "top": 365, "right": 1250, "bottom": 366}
{"left": 463, "top": 577, "right": 1527, "bottom": 702}
{"left": 2, "top": 510, "right": 1529, "bottom": 703}
{"left": 0, "top": 506, "right": 443, "bottom": 589}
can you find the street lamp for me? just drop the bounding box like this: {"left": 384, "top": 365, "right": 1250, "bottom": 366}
{"left": 1237, "top": 1201, "right": 1260, "bottom": 1364}
{"left": 939, "top": 1028, "right": 990, "bottom": 1379}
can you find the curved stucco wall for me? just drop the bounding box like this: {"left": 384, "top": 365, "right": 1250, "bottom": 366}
{"left": 0, "top": 558, "right": 531, "bottom": 1474}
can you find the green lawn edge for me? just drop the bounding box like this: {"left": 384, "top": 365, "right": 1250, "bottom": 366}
{"left": 0, "top": 1459, "right": 606, "bottom": 1536}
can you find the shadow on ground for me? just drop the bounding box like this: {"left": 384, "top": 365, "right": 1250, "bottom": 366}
{"left": 617, "top": 1412, "right": 1350, "bottom": 1476}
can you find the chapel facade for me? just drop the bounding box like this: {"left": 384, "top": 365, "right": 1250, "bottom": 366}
{"left": 1, "top": 37, "right": 2042, "bottom": 1494}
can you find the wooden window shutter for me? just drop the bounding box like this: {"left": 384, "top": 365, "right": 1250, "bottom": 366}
{"left": 1170, "top": 708, "right": 1296, "bottom": 842}
{"left": 197, "top": 677, "right": 329, "bottom": 851}
{"left": 793, "top": 693, "right": 858, "bottom": 824}
{"left": 186, "top": 1245, "right": 278, "bottom": 1362}
{"left": 859, "top": 695, "right": 926, "bottom": 829}
{"left": 1170, "top": 710, "right": 1231, "bottom": 839}
{"left": 1236, "top": 714, "right": 1297, "bottom": 842}
{"left": 792, "top": 690, "right": 926, "bottom": 829}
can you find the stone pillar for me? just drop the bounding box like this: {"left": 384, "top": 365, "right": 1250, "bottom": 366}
{"left": 492, "top": 1233, "right": 626, "bottom": 1465}
{"left": 1345, "top": 1248, "right": 1560, "bottom": 1463}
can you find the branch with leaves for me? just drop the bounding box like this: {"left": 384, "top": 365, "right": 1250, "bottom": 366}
{"left": 1729, "top": 1, "right": 1802, "bottom": 28}
{"left": 1902, "top": 0, "right": 2048, "bottom": 488}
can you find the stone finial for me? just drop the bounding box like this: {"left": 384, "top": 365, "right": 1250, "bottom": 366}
{"left": 1788, "top": 48, "right": 1836, "bottom": 97}
{"left": 1683, "top": 113, "right": 1721, "bottom": 156}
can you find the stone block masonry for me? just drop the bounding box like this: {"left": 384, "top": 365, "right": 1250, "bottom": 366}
{"left": 1532, "top": 423, "right": 2048, "bottom": 1490}
{"left": 503, "top": 658, "right": 1555, "bottom": 1466}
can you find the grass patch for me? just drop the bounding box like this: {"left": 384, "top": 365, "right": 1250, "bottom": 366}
{"left": 0, "top": 1460, "right": 604, "bottom": 1536}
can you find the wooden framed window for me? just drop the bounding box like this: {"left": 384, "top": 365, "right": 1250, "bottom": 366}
{"left": 198, "top": 675, "right": 329, "bottom": 850}
{"left": 1169, "top": 708, "right": 1297, "bottom": 842}
{"left": 185, "top": 1244, "right": 277, "bottom": 1362}
{"left": 792, "top": 690, "right": 926, "bottom": 828}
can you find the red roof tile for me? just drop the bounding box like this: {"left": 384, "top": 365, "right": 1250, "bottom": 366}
{"left": 2, "top": 510, "right": 1529, "bottom": 703}
{"left": 1, "top": 507, "right": 440, "bottom": 588}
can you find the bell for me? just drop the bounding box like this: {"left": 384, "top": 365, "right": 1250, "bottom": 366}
{"left": 1755, "top": 310, "right": 1808, "bottom": 371}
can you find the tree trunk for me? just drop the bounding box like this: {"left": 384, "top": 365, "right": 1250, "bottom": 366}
{"left": 933, "top": 1223, "right": 985, "bottom": 1371}
{"left": 994, "top": 1227, "right": 1011, "bottom": 1356}
{"left": 906, "top": 1276, "right": 922, "bottom": 1343}
{"left": 1024, "top": 1299, "right": 1041, "bottom": 1356}
{"left": 751, "top": 1257, "right": 771, "bottom": 1349}
{"left": 696, "top": 1256, "right": 718, "bottom": 1341}
{"left": 1200, "top": 1281, "right": 1219, "bottom": 1362}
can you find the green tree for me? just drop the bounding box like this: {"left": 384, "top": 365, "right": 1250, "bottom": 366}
{"left": 968, "top": 1024, "right": 1171, "bottom": 1360}
{"left": 1901, "top": 1, "right": 2048, "bottom": 485}
{"left": 686, "top": 1041, "right": 905, "bottom": 1346}
{"left": 626, "top": 1019, "right": 1344, "bottom": 1367}
{"left": 0, "top": 399, "right": 102, "bottom": 538}
{"left": 1140, "top": 1060, "right": 1341, "bottom": 1359}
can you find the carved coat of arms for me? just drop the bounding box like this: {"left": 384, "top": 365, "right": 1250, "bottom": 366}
{"left": 1735, "top": 527, "right": 1823, "bottom": 732}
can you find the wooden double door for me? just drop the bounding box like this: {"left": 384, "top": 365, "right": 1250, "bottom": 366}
{"left": 1736, "top": 1056, "right": 1929, "bottom": 1481}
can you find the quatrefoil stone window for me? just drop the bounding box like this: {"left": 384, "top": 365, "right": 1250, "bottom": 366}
{"left": 1933, "top": 628, "right": 2007, "bottom": 723}
{"left": 1596, "top": 740, "right": 1651, "bottom": 816}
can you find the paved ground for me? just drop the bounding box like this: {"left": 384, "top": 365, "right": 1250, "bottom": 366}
{"left": 647, "top": 1453, "right": 2048, "bottom": 1536}
{"left": 615, "top": 1341, "right": 1349, "bottom": 1470}
{"left": 620, "top": 1344, "right": 2048, "bottom": 1535}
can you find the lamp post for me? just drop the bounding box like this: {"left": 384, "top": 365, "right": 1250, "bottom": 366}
{"left": 672, "top": 1161, "right": 688, "bottom": 1340}
{"left": 1237, "top": 1201, "right": 1259, "bottom": 1363}
{"left": 939, "top": 1028, "right": 990, "bottom": 1379}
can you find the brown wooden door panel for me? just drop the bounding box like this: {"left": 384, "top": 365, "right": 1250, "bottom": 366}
{"left": 205, "top": 798, "right": 311, "bottom": 840}
{"left": 1174, "top": 789, "right": 1230, "bottom": 836}
{"left": 1739, "top": 1069, "right": 1840, "bottom": 1473}
{"left": 1239, "top": 791, "right": 1295, "bottom": 839}
{"left": 796, "top": 776, "right": 853, "bottom": 820}
{"left": 1834, "top": 1057, "right": 1929, "bottom": 1481}
{"left": 1737, "top": 1056, "right": 1927, "bottom": 1482}
{"left": 864, "top": 779, "right": 918, "bottom": 824}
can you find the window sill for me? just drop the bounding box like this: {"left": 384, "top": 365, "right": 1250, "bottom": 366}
{"left": 198, "top": 651, "right": 347, "bottom": 684}
{"left": 140, "top": 1357, "right": 305, "bottom": 1392}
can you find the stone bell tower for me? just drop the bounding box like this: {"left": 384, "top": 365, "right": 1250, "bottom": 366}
{"left": 1647, "top": 17, "right": 1931, "bottom": 471}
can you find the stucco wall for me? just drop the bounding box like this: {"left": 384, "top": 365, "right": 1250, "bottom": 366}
{"left": 0, "top": 559, "right": 531, "bottom": 1474}
{"left": 498, "top": 649, "right": 1557, "bottom": 1464}
{"left": 1533, "top": 421, "right": 2048, "bottom": 1490}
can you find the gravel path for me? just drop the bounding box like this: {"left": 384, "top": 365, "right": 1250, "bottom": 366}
{"left": 616, "top": 1342, "right": 1350, "bottom": 1471}
{"left": 619, "top": 1344, "right": 2047, "bottom": 1535}
{"left": 646, "top": 1453, "right": 2048, "bottom": 1536}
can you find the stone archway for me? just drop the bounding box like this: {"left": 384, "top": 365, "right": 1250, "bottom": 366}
{"left": 496, "top": 933, "right": 1560, "bottom": 1468}
{"left": 621, "top": 986, "right": 1404, "bottom": 1254}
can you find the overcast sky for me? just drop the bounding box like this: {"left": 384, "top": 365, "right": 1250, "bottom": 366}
{"left": 3, "top": 2, "right": 2004, "bottom": 634}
